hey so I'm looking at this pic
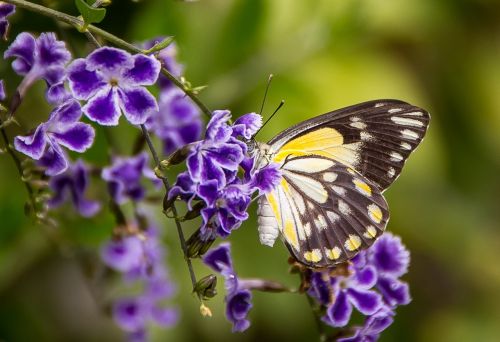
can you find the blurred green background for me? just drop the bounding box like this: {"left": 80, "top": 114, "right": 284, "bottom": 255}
{"left": 1, "top": 0, "right": 500, "bottom": 341}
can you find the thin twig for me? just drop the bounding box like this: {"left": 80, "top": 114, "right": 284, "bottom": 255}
{"left": 140, "top": 124, "right": 198, "bottom": 291}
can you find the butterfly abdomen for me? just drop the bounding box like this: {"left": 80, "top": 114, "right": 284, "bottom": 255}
{"left": 257, "top": 196, "right": 280, "bottom": 247}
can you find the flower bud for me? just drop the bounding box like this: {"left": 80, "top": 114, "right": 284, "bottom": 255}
{"left": 186, "top": 227, "right": 217, "bottom": 258}
{"left": 194, "top": 274, "right": 218, "bottom": 300}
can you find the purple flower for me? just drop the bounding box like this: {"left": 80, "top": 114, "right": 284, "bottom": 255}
{"left": 67, "top": 47, "right": 161, "bottom": 125}
{"left": 203, "top": 243, "right": 253, "bottom": 332}
{"left": 369, "top": 233, "right": 411, "bottom": 306}
{"left": 186, "top": 110, "right": 245, "bottom": 187}
{"left": 369, "top": 233, "right": 410, "bottom": 278}
{"left": 0, "top": 79, "right": 5, "bottom": 101}
{"left": 4, "top": 32, "right": 71, "bottom": 104}
{"left": 169, "top": 111, "right": 281, "bottom": 239}
{"left": 102, "top": 227, "right": 178, "bottom": 340}
{"left": 200, "top": 182, "right": 252, "bottom": 237}
{"left": 48, "top": 160, "right": 100, "bottom": 217}
{"left": 145, "top": 87, "right": 201, "bottom": 154}
{"left": 321, "top": 258, "right": 382, "bottom": 327}
{"left": 101, "top": 152, "right": 159, "bottom": 204}
{"left": 101, "top": 235, "right": 144, "bottom": 273}
{"left": 307, "top": 233, "right": 411, "bottom": 339}
{"left": 0, "top": 3, "right": 15, "bottom": 41}
{"left": 14, "top": 99, "right": 95, "bottom": 175}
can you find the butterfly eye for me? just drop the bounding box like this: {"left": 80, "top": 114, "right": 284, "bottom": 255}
{"left": 246, "top": 139, "right": 256, "bottom": 155}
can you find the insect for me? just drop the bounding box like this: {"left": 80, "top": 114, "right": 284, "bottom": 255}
{"left": 251, "top": 99, "right": 430, "bottom": 268}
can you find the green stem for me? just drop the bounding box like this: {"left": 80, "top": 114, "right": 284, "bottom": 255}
{"left": 3, "top": 0, "right": 212, "bottom": 118}
{"left": 0, "top": 117, "right": 37, "bottom": 216}
{"left": 140, "top": 125, "right": 199, "bottom": 292}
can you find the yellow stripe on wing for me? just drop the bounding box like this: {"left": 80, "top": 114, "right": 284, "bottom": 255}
{"left": 272, "top": 127, "right": 362, "bottom": 168}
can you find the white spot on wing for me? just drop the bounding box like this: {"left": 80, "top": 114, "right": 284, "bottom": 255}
{"left": 401, "top": 129, "right": 419, "bottom": 140}
{"left": 332, "top": 185, "right": 346, "bottom": 196}
{"left": 401, "top": 142, "right": 412, "bottom": 150}
{"left": 405, "top": 111, "right": 424, "bottom": 116}
{"left": 284, "top": 171, "right": 328, "bottom": 204}
{"left": 360, "top": 131, "right": 374, "bottom": 141}
{"left": 391, "top": 116, "right": 424, "bottom": 127}
{"left": 284, "top": 158, "right": 334, "bottom": 173}
{"left": 338, "top": 200, "right": 351, "bottom": 215}
{"left": 323, "top": 172, "right": 338, "bottom": 182}
{"left": 390, "top": 152, "right": 403, "bottom": 162}
{"left": 387, "top": 167, "right": 396, "bottom": 178}
{"left": 388, "top": 108, "right": 403, "bottom": 113}
{"left": 326, "top": 211, "right": 340, "bottom": 222}
{"left": 314, "top": 215, "right": 328, "bottom": 230}
{"left": 349, "top": 121, "right": 366, "bottom": 129}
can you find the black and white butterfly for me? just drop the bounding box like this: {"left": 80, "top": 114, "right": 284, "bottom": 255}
{"left": 252, "top": 99, "right": 430, "bottom": 268}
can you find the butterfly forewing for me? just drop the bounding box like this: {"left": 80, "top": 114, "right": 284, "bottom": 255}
{"left": 268, "top": 99, "right": 430, "bottom": 191}
{"left": 263, "top": 155, "right": 389, "bottom": 267}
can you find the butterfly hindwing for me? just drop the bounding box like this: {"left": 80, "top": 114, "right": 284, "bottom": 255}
{"left": 268, "top": 99, "right": 430, "bottom": 191}
{"left": 263, "top": 155, "right": 389, "bottom": 267}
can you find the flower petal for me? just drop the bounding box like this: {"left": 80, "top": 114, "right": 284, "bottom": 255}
{"left": 123, "top": 54, "right": 161, "bottom": 86}
{"left": 4, "top": 32, "right": 35, "bottom": 75}
{"left": 38, "top": 140, "right": 68, "bottom": 175}
{"left": 83, "top": 87, "right": 121, "bottom": 125}
{"left": 250, "top": 163, "right": 282, "bottom": 193}
{"left": 232, "top": 113, "right": 262, "bottom": 139}
{"left": 198, "top": 179, "right": 220, "bottom": 206}
{"left": 370, "top": 233, "right": 410, "bottom": 277}
{"left": 52, "top": 122, "right": 95, "bottom": 152}
{"left": 67, "top": 58, "right": 107, "bottom": 100}
{"left": 14, "top": 123, "right": 47, "bottom": 159}
{"left": 206, "top": 110, "right": 232, "bottom": 142}
{"left": 48, "top": 99, "right": 82, "bottom": 127}
{"left": 118, "top": 87, "right": 158, "bottom": 125}
{"left": 112, "top": 297, "right": 147, "bottom": 332}
{"left": 0, "top": 80, "right": 5, "bottom": 101}
{"left": 377, "top": 276, "right": 411, "bottom": 306}
{"left": 346, "top": 288, "right": 382, "bottom": 316}
{"left": 36, "top": 32, "right": 71, "bottom": 67}
{"left": 324, "top": 290, "right": 353, "bottom": 327}
{"left": 203, "top": 242, "right": 233, "bottom": 273}
{"left": 226, "top": 290, "right": 252, "bottom": 332}
{"left": 86, "top": 46, "right": 134, "bottom": 73}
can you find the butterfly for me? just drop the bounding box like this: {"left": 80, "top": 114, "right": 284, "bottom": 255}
{"left": 251, "top": 99, "right": 430, "bottom": 268}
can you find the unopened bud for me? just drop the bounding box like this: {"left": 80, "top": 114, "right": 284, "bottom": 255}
{"left": 186, "top": 227, "right": 217, "bottom": 258}
{"left": 194, "top": 274, "right": 217, "bottom": 300}
{"left": 160, "top": 143, "right": 195, "bottom": 168}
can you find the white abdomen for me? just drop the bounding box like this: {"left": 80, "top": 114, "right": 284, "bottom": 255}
{"left": 257, "top": 196, "right": 279, "bottom": 247}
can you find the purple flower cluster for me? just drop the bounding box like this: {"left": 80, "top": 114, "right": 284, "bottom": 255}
{"left": 203, "top": 243, "right": 252, "bottom": 332}
{"left": 169, "top": 110, "right": 281, "bottom": 237}
{"left": 0, "top": 3, "right": 15, "bottom": 41}
{"left": 101, "top": 152, "right": 160, "bottom": 205}
{"left": 14, "top": 99, "right": 95, "bottom": 175}
{"left": 101, "top": 227, "right": 178, "bottom": 341}
{"left": 5, "top": 32, "right": 71, "bottom": 104}
{"left": 144, "top": 39, "right": 201, "bottom": 154}
{"left": 48, "top": 159, "right": 101, "bottom": 217}
{"left": 67, "top": 47, "right": 161, "bottom": 125}
{"left": 307, "top": 233, "right": 411, "bottom": 341}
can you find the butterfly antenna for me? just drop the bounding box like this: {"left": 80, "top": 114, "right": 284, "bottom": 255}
{"left": 254, "top": 100, "right": 285, "bottom": 138}
{"left": 259, "top": 74, "right": 274, "bottom": 116}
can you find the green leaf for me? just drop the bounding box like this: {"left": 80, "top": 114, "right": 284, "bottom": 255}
{"left": 75, "top": 0, "right": 107, "bottom": 26}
